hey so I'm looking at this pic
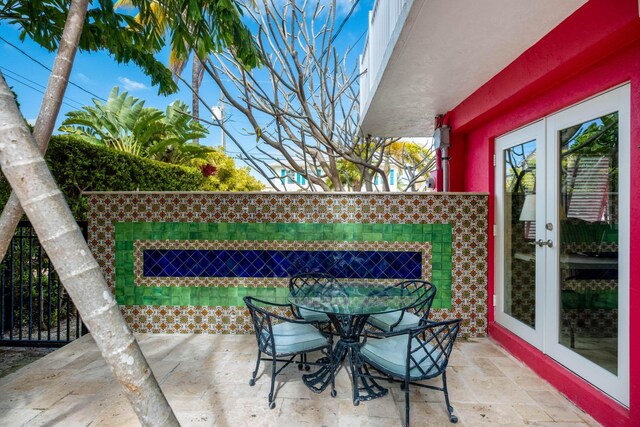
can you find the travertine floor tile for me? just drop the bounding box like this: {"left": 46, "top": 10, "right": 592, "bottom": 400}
{"left": 512, "top": 404, "right": 554, "bottom": 422}
{"left": 454, "top": 402, "right": 527, "bottom": 425}
{"left": 0, "top": 334, "right": 601, "bottom": 426}
{"left": 0, "top": 408, "right": 41, "bottom": 427}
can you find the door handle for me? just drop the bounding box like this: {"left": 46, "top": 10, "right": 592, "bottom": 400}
{"left": 530, "top": 239, "right": 554, "bottom": 247}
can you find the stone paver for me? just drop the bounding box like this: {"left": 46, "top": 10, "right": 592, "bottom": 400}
{"left": 0, "top": 334, "right": 599, "bottom": 426}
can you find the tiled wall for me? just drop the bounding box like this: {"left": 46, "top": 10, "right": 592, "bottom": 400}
{"left": 87, "top": 192, "right": 488, "bottom": 337}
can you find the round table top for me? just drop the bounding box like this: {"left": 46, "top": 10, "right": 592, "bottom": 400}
{"left": 288, "top": 282, "right": 418, "bottom": 316}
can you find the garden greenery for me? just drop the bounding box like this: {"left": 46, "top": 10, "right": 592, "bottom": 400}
{"left": 0, "top": 135, "right": 263, "bottom": 220}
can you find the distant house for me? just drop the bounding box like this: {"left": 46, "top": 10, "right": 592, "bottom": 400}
{"left": 359, "top": 0, "right": 640, "bottom": 425}
{"left": 269, "top": 163, "right": 400, "bottom": 192}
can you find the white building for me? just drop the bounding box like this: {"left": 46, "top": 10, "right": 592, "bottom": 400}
{"left": 269, "top": 163, "right": 400, "bottom": 192}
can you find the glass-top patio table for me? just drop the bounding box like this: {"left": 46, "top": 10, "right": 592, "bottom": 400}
{"left": 288, "top": 282, "right": 420, "bottom": 405}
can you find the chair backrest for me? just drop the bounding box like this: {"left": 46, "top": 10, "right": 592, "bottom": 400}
{"left": 289, "top": 272, "right": 336, "bottom": 293}
{"left": 395, "top": 280, "right": 437, "bottom": 321}
{"left": 289, "top": 272, "right": 337, "bottom": 317}
{"left": 406, "top": 318, "right": 461, "bottom": 380}
{"left": 243, "top": 296, "right": 276, "bottom": 355}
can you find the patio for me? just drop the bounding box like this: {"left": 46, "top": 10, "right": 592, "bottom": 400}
{"left": 0, "top": 334, "right": 599, "bottom": 426}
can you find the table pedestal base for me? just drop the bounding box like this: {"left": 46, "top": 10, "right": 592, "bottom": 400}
{"left": 302, "top": 314, "right": 388, "bottom": 405}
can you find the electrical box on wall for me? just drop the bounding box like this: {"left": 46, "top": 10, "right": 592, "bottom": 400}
{"left": 433, "top": 126, "right": 450, "bottom": 150}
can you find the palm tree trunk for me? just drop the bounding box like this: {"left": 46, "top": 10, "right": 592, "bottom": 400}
{"left": 0, "top": 0, "right": 88, "bottom": 263}
{"left": 0, "top": 74, "right": 179, "bottom": 427}
{"left": 191, "top": 56, "right": 204, "bottom": 144}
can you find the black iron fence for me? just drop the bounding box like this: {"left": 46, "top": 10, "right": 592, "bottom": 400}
{"left": 0, "top": 221, "right": 87, "bottom": 347}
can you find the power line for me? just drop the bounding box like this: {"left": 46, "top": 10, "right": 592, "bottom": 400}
{"left": 3, "top": 74, "right": 82, "bottom": 110}
{"left": 0, "top": 35, "right": 107, "bottom": 102}
{"left": 325, "top": 0, "right": 362, "bottom": 57}
{"left": 0, "top": 66, "right": 86, "bottom": 108}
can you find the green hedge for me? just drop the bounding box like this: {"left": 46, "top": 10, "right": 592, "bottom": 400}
{"left": 0, "top": 135, "right": 205, "bottom": 220}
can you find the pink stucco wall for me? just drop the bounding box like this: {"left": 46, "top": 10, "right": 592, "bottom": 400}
{"left": 444, "top": 0, "right": 640, "bottom": 425}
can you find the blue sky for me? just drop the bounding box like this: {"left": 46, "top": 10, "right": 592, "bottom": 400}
{"left": 0, "top": 0, "right": 374, "bottom": 173}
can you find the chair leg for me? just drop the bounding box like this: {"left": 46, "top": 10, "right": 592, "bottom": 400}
{"left": 268, "top": 356, "right": 277, "bottom": 409}
{"left": 330, "top": 355, "right": 337, "bottom": 398}
{"left": 296, "top": 353, "right": 311, "bottom": 371}
{"left": 442, "top": 372, "right": 458, "bottom": 423}
{"left": 350, "top": 347, "right": 360, "bottom": 406}
{"left": 249, "top": 350, "right": 261, "bottom": 386}
{"left": 404, "top": 378, "right": 410, "bottom": 427}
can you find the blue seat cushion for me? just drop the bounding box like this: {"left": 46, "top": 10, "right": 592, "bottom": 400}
{"left": 299, "top": 307, "right": 330, "bottom": 323}
{"left": 261, "top": 322, "right": 329, "bottom": 355}
{"left": 360, "top": 335, "right": 442, "bottom": 379}
{"left": 367, "top": 310, "right": 422, "bottom": 332}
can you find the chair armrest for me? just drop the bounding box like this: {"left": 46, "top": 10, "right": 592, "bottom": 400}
{"left": 246, "top": 296, "right": 314, "bottom": 324}
{"left": 388, "top": 309, "right": 408, "bottom": 331}
{"left": 362, "top": 326, "right": 410, "bottom": 346}
{"left": 249, "top": 296, "right": 293, "bottom": 308}
{"left": 367, "top": 327, "right": 411, "bottom": 338}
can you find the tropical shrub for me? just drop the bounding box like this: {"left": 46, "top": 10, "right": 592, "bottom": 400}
{"left": 0, "top": 135, "right": 204, "bottom": 220}
{"left": 59, "top": 86, "right": 211, "bottom": 164}
{"left": 194, "top": 149, "right": 265, "bottom": 192}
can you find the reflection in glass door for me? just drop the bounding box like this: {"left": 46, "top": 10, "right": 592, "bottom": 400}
{"left": 504, "top": 141, "right": 537, "bottom": 326}
{"left": 557, "top": 112, "right": 619, "bottom": 374}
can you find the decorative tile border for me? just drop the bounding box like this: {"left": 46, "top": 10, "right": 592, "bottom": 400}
{"left": 88, "top": 192, "right": 489, "bottom": 337}
{"left": 121, "top": 305, "right": 286, "bottom": 334}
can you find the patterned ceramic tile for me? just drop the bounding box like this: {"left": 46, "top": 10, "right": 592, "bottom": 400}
{"left": 87, "top": 192, "right": 488, "bottom": 336}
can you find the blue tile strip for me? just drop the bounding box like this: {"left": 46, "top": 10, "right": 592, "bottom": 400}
{"left": 143, "top": 249, "right": 422, "bottom": 280}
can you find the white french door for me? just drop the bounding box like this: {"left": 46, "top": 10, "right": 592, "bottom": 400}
{"left": 495, "top": 85, "right": 629, "bottom": 405}
{"left": 495, "top": 120, "right": 546, "bottom": 348}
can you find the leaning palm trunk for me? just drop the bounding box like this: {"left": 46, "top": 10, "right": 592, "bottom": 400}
{"left": 191, "top": 56, "right": 205, "bottom": 144}
{"left": 0, "top": 0, "right": 87, "bottom": 262}
{"left": 0, "top": 74, "right": 179, "bottom": 427}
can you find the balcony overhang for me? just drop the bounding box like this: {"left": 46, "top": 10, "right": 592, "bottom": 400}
{"left": 359, "top": 0, "right": 587, "bottom": 137}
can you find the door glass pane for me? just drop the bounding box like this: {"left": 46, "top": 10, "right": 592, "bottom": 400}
{"left": 503, "top": 140, "right": 537, "bottom": 328}
{"left": 558, "top": 112, "right": 618, "bottom": 375}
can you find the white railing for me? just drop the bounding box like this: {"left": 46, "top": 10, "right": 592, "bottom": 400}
{"left": 359, "top": 0, "right": 411, "bottom": 114}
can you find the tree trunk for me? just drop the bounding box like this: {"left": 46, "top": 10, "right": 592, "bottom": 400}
{"left": 0, "top": 73, "right": 179, "bottom": 426}
{"left": 191, "top": 56, "right": 204, "bottom": 144}
{"left": 0, "top": 0, "right": 88, "bottom": 263}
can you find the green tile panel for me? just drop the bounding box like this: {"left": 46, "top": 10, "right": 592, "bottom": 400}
{"left": 115, "top": 222, "right": 453, "bottom": 309}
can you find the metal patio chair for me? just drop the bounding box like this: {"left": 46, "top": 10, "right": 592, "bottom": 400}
{"left": 244, "top": 296, "right": 336, "bottom": 409}
{"left": 367, "top": 280, "right": 437, "bottom": 332}
{"left": 289, "top": 272, "right": 338, "bottom": 369}
{"left": 356, "top": 318, "right": 462, "bottom": 425}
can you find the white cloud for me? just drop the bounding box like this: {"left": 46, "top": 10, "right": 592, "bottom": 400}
{"left": 118, "top": 77, "right": 147, "bottom": 91}
{"left": 334, "top": 0, "right": 357, "bottom": 15}
{"left": 75, "top": 73, "right": 93, "bottom": 84}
